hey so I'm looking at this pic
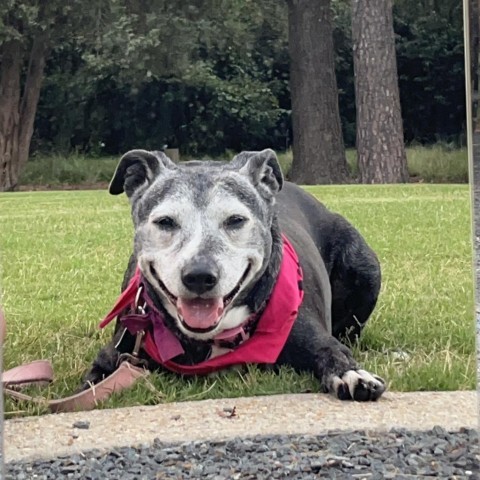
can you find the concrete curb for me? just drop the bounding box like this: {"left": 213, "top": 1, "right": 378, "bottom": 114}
{"left": 5, "top": 391, "right": 478, "bottom": 463}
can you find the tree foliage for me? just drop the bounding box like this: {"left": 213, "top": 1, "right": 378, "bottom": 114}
{"left": 33, "top": 0, "right": 290, "bottom": 156}
{"left": 0, "top": 0, "right": 108, "bottom": 189}
{"left": 394, "top": 1, "right": 465, "bottom": 143}
{"left": 2, "top": 0, "right": 467, "bottom": 168}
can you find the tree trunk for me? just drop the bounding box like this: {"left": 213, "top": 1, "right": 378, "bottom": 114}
{"left": 0, "top": 36, "right": 47, "bottom": 191}
{"left": 0, "top": 40, "right": 22, "bottom": 192}
{"left": 352, "top": 0, "right": 409, "bottom": 183}
{"left": 287, "top": 0, "right": 350, "bottom": 185}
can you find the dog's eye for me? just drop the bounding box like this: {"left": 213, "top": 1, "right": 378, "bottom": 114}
{"left": 154, "top": 216, "right": 179, "bottom": 231}
{"left": 224, "top": 215, "right": 248, "bottom": 229}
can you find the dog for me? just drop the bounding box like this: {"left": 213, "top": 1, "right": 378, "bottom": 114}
{"left": 83, "top": 148, "right": 386, "bottom": 401}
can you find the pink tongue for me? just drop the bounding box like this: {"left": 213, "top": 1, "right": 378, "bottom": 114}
{"left": 177, "top": 297, "right": 224, "bottom": 330}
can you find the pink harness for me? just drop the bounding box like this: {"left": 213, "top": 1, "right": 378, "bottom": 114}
{"left": 100, "top": 235, "right": 304, "bottom": 375}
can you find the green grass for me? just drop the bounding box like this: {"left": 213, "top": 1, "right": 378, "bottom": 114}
{"left": 20, "top": 154, "right": 119, "bottom": 186}
{"left": 406, "top": 145, "right": 468, "bottom": 183}
{"left": 277, "top": 145, "right": 468, "bottom": 182}
{"left": 0, "top": 184, "right": 475, "bottom": 416}
{"left": 21, "top": 145, "right": 468, "bottom": 187}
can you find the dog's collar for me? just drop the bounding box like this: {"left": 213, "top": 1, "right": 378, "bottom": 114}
{"left": 99, "top": 234, "right": 304, "bottom": 373}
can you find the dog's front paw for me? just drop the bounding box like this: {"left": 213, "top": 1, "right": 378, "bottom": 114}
{"left": 328, "top": 369, "right": 386, "bottom": 401}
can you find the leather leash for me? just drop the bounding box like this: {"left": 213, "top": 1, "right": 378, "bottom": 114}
{"left": 1, "top": 308, "right": 149, "bottom": 413}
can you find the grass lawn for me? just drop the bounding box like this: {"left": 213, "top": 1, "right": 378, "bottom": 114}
{"left": 0, "top": 184, "right": 475, "bottom": 416}
{"left": 20, "top": 144, "right": 468, "bottom": 186}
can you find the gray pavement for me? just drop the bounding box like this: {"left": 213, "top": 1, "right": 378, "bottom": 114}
{"left": 5, "top": 391, "right": 478, "bottom": 463}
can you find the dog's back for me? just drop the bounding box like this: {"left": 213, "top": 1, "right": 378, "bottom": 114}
{"left": 276, "top": 181, "right": 381, "bottom": 342}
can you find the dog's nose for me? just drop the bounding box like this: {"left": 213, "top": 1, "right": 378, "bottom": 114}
{"left": 181, "top": 261, "right": 219, "bottom": 295}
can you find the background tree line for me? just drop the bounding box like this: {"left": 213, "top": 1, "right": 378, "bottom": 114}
{"left": 31, "top": 0, "right": 464, "bottom": 157}
{"left": 0, "top": 0, "right": 465, "bottom": 190}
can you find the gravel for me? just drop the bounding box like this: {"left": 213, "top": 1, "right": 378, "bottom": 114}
{"left": 5, "top": 427, "right": 479, "bottom": 479}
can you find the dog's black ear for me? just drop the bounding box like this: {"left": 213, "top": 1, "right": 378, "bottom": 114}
{"left": 109, "top": 150, "right": 176, "bottom": 198}
{"left": 232, "top": 149, "right": 284, "bottom": 197}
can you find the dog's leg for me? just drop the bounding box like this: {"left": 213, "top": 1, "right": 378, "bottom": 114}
{"left": 80, "top": 336, "right": 122, "bottom": 390}
{"left": 330, "top": 265, "right": 380, "bottom": 345}
{"left": 276, "top": 318, "right": 385, "bottom": 401}
{"left": 325, "top": 221, "right": 382, "bottom": 345}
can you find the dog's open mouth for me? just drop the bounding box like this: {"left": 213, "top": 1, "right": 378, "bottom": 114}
{"left": 150, "top": 263, "right": 251, "bottom": 333}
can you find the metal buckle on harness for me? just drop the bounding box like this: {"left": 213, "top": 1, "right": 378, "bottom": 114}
{"left": 134, "top": 285, "right": 147, "bottom": 314}
{"left": 117, "top": 330, "right": 148, "bottom": 367}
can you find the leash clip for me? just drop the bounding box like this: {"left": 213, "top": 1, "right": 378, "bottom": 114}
{"left": 116, "top": 330, "right": 148, "bottom": 368}
{"left": 115, "top": 285, "right": 149, "bottom": 368}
